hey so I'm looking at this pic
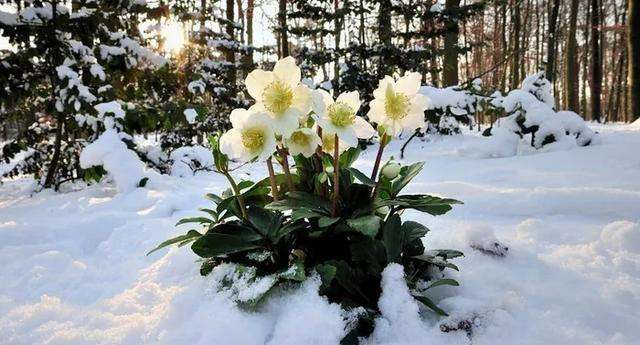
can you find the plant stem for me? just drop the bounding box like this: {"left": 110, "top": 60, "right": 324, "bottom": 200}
{"left": 222, "top": 169, "right": 248, "bottom": 220}
{"left": 266, "top": 157, "right": 279, "bottom": 201}
{"left": 278, "top": 146, "right": 296, "bottom": 192}
{"left": 332, "top": 133, "right": 340, "bottom": 217}
{"left": 370, "top": 134, "right": 389, "bottom": 180}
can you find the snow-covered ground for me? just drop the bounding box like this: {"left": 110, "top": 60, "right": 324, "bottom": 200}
{"left": 1, "top": 123, "right": 639, "bottom": 345}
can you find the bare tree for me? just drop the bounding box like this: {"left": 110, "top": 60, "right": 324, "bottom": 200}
{"left": 629, "top": 0, "right": 640, "bottom": 120}
{"left": 565, "top": 0, "right": 580, "bottom": 111}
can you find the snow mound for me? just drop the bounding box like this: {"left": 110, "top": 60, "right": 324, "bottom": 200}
{"left": 169, "top": 146, "right": 214, "bottom": 177}
{"left": 80, "top": 130, "right": 148, "bottom": 193}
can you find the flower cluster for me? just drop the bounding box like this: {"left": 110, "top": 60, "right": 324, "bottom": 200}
{"left": 151, "top": 57, "right": 462, "bottom": 344}
{"left": 219, "top": 56, "right": 429, "bottom": 166}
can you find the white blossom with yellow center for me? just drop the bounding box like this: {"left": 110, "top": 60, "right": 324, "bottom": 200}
{"left": 219, "top": 108, "right": 277, "bottom": 162}
{"left": 367, "top": 72, "right": 429, "bottom": 137}
{"left": 317, "top": 127, "right": 350, "bottom": 155}
{"left": 285, "top": 127, "right": 321, "bottom": 157}
{"left": 245, "top": 57, "right": 311, "bottom": 137}
{"left": 312, "top": 89, "right": 376, "bottom": 149}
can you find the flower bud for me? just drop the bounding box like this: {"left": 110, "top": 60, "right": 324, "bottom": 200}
{"left": 381, "top": 163, "right": 401, "bottom": 179}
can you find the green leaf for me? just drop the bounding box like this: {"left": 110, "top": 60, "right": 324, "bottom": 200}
{"left": 175, "top": 217, "right": 214, "bottom": 226}
{"left": 391, "top": 162, "right": 424, "bottom": 195}
{"left": 270, "top": 221, "right": 306, "bottom": 243}
{"left": 147, "top": 230, "right": 202, "bottom": 256}
{"left": 426, "top": 278, "right": 459, "bottom": 290}
{"left": 246, "top": 206, "right": 281, "bottom": 237}
{"left": 382, "top": 214, "right": 404, "bottom": 263}
{"left": 204, "top": 193, "right": 223, "bottom": 204}
{"left": 347, "top": 215, "right": 381, "bottom": 237}
{"left": 412, "top": 294, "right": 449, "bottom": 316}
{"left": 280, "top": 260, "right": 306, "bottom": 282}
{"left": 411, "top": 254, "right": 460, "bottom": 271}
{"left": 237, "top": 180, "right": 255, "bottom": 191}
{"left": 402, "top": 221, "right": 429, "bottom": 243}
{"left": 316, "top": 264, "right": 337, "bottom": 289}
{"left": 266, "top": 191, "right": 332, "bottom": 214}
{"left": 191, "top": 232, "right": 260, "bottom": 258}
{"left": 138, "top": 177, "right": 149, "bottom": 188}
{"left": 319, "top": 216, "right": 341, "bottom": 228}
{"left": 376, "top": 195, "right": 463, "bottom": 216}
{"left": 339, "top": 147, "right": 361, "bottom": 167}
{"left": 347, "top": 167, "right": 376, "bottom": 187}
{"left": 429, "top": 249, "right": 465, "bottom": 259}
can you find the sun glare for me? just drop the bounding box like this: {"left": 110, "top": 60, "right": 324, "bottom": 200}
{"left": 161, "top": 21, "right": 186, "bottom": 54}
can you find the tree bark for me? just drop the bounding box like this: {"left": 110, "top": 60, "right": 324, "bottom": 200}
{"left": 591, "top": 0, "right": 603, "bottom": 122}
{"left": 378, "top": 0, "right": 392, "bottom": 77}
{"left": 443, "top": 0, "right": 461, "bottom": 86}
{"left": 511, "top": 0, "right": 521, "bottom": 88}
{"left": 565, "top": 0, "right": 580, "bottom": 111}
{"left": 225, "top": 0, "right": 236, "bottom": 89}
{"left": 545, "top": 0, "right": 561, "bottom": 82}
{"left": 629, "top": 0, "right": 640, "bottom": 120}
{"left": 278, "top": 0, "right": 289, "bottom": 57}
{"left": 334, "top": 0, "right": 341, "bottom": 91}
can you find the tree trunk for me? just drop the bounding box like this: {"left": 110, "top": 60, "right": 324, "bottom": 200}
{"left": 591, "top": 0, "right": 603, "bottom": 122}
{"left": 378, "top": 0, "right": 392, "bottom": 77}
{"left": 565, "top": 0, "right": 580, "bottom": 111}
{"left": 225, "top": 0, "right": 236, "bottom": 89}
{"left": 278, "top": 0, "right": 289, "bottom": 57}
{"left": 545, "top": 0, "right": 560, "bottom": 82}
{"left": 443, "top": 0, "right": 461, "bottom": 86}
{"left": 629, "top": 0, "right": 640, "bottom": 121}
{"left": 334, "top": 0, "right": 341, "bottom": 91}
{"left": 243, "top": 0, "right": 254, "bottom": 72}
{"left": 43, "top": 1, "right": 63, "bottom": 190}
{"left": 511, "top": 1, "right": 521, "bottom": 88}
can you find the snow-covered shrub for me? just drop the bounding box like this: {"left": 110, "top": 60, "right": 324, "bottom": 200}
{"left": 420, "top": 80, "right": 482, "bottom": 135}
{"left": 79, "top": 130, "right": 149, "bottom": 193}
{"left": 149, "top": 59, "right": 463, "bottom": 342}
{"left": 169, "top": 145, "right": 214, "bottom": 177}
{"left": 485, "top": 72, "right": 599, "bottom": 151}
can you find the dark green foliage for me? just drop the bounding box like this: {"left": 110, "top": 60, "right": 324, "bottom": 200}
{"left": 151, "top": 143, "right": 463, "bottom": 341}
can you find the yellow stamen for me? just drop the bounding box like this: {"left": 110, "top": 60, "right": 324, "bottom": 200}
{"left": 241, "top": 128, "right": 265, "bottom": 152}
{"left": 327, "top": 102, "right": 355, "bottom": 128}
{"left": 384, "top": 87, "right": 411, "bottom": 120}
{"left": 262, "top": 80, "right": 293, "bottom": 114}
{"left": 290, "top": 130, "right": 310, "bottom": 146}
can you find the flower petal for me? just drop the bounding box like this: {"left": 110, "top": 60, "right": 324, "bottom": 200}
{"left": 373, "top": 76, "right": 395, "bottom": 99}
{"left": 336, "top": 127, "right": 358, "bottom": 148}
{"left": 273, "top": 56, "right": 301, "bottom": 89}
{"left": 229, "top": 108, "right": 250, "bottom": 128}
{"left": 292, "top": 84, "right": 312, "bottom": 115}
{"left": 219, "top": 129, "right": 242, "bottom": 160}
{"left": 336, "top": 91, "right": 361, "bottom": 111}
{"left": 396, "top": 72, "right": 422, "bottom": 97}
{"left": 270, "top": 109, "right": 301, "bottom": 137}
{"left": 366, "top": 99, "right": 385, "bottom": 124}
{"left": 245, "top": 70, "right": 275, "bottom": 101}
{"left": 312, "top": 89, "right": 333, "bottom": 118}
{"left": 353, "top": 116, "right": 376, "bottom": 139}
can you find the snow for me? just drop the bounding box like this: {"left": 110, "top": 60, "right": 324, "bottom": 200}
{"left": 1, "top": 124, "right": 639, "bottom": 344}
{"left": 183, "top": 108, "right": 198, "bottom": 124}
{"left": 79, "top": 130, "right": 150, "bottom": 193}
{"left": 169, "top": 146, "right": 214, "bottom": 177}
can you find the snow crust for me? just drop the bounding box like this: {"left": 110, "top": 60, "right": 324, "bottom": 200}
{"left": 1, "top": 124, "right": 639, "bottom": 345}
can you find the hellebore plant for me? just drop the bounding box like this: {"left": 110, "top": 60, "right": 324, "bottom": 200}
{"left": 149, "top": 57, "right": 463, "bottom": 343}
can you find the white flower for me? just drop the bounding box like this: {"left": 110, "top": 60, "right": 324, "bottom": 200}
{"left": 367, "top": 72, "right": 428, "bottom": 137}
{"left": 245, "top": 56, "right": 311, "bottom": 137}
{"left": 319, "top": 128, "right": 349, "bottom": 155}
{"left": 312, "top": 89, "right": 376, "bottom": 149}
{"left": 285, "top": 127, "right": 321, "bottom": 157}
{"left": 219, "top": 109, "right": 277, "bottom": 162}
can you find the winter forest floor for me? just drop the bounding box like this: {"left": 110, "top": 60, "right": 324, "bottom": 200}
{"left": 1, "top": 123, "right": 639, "bottom": 345}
